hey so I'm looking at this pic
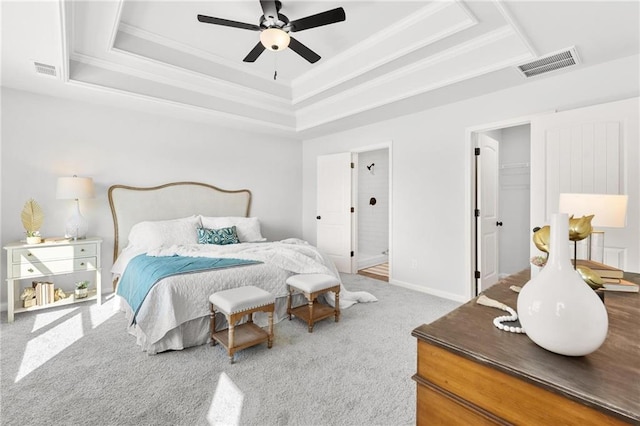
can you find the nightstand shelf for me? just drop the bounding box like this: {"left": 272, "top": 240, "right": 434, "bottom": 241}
{"left": 4, "top": 238, "right": 102, "bottom": 323}
{"left": 14, "top": 289, "right": 98, "bottom": 314}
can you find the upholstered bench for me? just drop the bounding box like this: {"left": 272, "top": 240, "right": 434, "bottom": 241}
{"left": 209, "top": 286, "right": 275, "bottom": 363}
{"left": 286, "top": 274, "right": 340, "bottom": 332}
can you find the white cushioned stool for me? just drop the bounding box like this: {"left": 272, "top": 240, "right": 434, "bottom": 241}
{"left": 209, "top": 286, "right": 275, "bottom": 363}
{"left": 286, "top": 274, "right": 340, "bottom": 333}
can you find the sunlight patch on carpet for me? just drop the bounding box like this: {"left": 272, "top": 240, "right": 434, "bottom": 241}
{"left": 17, "top": 313, "right": 83, "bottom": 382}
{"left": 88, "top": 298, "right": 117, "bottom": 329}
{"left": 31, "top": 307, "right": 79, "bottom": 332}
{"left": 207, "top": 372, "right": 244, "bottom": 426}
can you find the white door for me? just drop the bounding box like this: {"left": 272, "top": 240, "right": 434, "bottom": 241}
{"left": 317, "top": 152, "right": 354, "bottom": 273}
{"left": 478, "top": 133, "right": 500, "bottom": 292}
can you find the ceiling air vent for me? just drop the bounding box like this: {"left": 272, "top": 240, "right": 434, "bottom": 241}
{"left": 33, "top": 62, "right": 57, "bottom": 77}
{"left": 517, "top": 47, "right": 580, "bottom": 78}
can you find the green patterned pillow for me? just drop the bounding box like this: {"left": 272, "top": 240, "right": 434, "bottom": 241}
{"left": 197, "top": 226, "right": 240, "bottom": 245}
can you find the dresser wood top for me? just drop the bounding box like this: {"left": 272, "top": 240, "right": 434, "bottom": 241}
{"left": 412, "top": 269, "right": 640, "bottom": 423}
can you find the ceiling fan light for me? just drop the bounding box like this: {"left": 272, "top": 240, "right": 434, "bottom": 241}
{"left": 260, "top": 28, "right": 290, "bottom": 51}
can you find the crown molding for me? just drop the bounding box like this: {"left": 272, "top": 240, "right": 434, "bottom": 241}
{"left": 117, "top": 22, "right": 291, "bottom": 89}
{"left": 295, "top": 26, "right": 535, "bottom": 131}
{"left": 492, "top": 0, "right": 538, "bottom": 57}
{"left": 297, "top": 26, "right": 524, "bottom": 115}
{"left": 69, "top": 53, "right": 294, "bottom": 119}
{"left": 59, "top": 0, "right": 71, "bottom": 82}
{"left": 65, "top": 75, "right": 297, "bottom": 136}
{"left": 108, "top": 45, "right": 293, "bottom": 114}
{"left": 292, "top": 1, "right": 478, "bottom": 104}
{"left": 106, "top": 0, "right": 125, "bottom": 53}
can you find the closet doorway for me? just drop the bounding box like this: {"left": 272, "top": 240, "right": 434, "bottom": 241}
{"left": 355, "top": 147, "right": 390, "bottom": 282}
{"left": 474, "top": 124, "right": 531, "bottom": 294}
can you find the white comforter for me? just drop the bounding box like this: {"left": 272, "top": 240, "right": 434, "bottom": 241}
{"left": 114, "top": 239, "right": 377, "bottom": 353}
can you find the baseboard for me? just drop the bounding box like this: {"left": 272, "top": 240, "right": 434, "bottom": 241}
{"left": 388, "top": 278, "right": 468, "bottom": 303}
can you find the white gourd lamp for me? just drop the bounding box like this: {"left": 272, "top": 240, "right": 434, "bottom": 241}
{"left": 56, "top": 176, "right": 95, "bottom": 240}
{"left": 558, "top": 193, "right": 628, "bottom": 263}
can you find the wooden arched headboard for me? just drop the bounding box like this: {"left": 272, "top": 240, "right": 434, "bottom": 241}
{"left": 108, "top": 182, "right": 252, "bottom": 262}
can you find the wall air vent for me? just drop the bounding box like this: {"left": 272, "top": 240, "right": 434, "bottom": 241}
{"left": 517, "top": 47, "right": 580, "bottom": 78}
{"left": 34, "top": 62, "right": 57, "bottom": 77}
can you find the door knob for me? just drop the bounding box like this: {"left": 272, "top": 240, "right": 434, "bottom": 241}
{"left": 316, "top": 216, "right": 321, "bottom": 220}
{"left": 496, "top": 221, "right": 503, "bottom": 227}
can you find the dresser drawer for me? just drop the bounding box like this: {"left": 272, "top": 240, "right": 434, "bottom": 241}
{"left": 415, "top": 376, "right": 501, "bottom": 426}
{"left": 12, "top": 243, "right": 97, "bottom": 263}
{"left": 12, "top": 257, "right": 98, "bottom": 278}
{"left": 417, "top": 340, "right": 625, "bottom": 425}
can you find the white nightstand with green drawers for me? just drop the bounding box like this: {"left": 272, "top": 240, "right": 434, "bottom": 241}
{"left": 4, "top": 237, "right": 102, "bottom": 323}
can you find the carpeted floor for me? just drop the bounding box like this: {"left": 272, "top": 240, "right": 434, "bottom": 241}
{"left": 0, "top": 273, "right": 460, "bottom": 426}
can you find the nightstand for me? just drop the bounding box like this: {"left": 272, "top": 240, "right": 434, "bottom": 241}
{"left": 4, "top": 237, "right": 102, "bottom": 323}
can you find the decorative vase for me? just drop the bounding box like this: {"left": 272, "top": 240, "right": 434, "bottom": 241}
{"left": 75, "top": 288, "right": 88, "bottom": 299}
{"left": 517, "top": 213, "right": 608, "bottom": 356}
{"left": 26, "top": 236, "right": 42, "bottom": 244}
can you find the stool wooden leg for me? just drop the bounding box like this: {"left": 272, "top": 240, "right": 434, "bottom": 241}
{"left": 210, "top": 303, "right": 217, "bottom": 346}
{"left": 287, "top": 287, "right": 293, "bottom": 320}
{"left": 307, "top": 295, "right": 314, "bottom": 333}
{"left": 268, "top": 310, "right": 274, "bottom": 348}
{"left": 228, "top": 318, "right": 235, "bottom": 364}
{"left": 335, "top": 290, "right": 341, "bottom": 322}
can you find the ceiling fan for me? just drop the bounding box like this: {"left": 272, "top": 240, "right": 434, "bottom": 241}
{"left": 197, "top": 0, "right": 346, "bottom": 64}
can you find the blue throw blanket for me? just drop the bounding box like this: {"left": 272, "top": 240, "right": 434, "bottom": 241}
{"left": 117, "top": 254, "right": 260, "bottom": 323}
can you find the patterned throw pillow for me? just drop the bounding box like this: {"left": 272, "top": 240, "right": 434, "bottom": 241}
{"left": 197, "top": 226, "right": 240, "bottom": 245}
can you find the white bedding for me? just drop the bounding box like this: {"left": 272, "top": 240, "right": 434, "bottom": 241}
{"left": 114, "top": 239, "right": 377, "bottom": 354}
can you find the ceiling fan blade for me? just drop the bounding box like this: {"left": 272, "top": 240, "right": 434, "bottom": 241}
{"left": 260, "top": 0, "right": 279, "bottom": 22}
{"left": 288, "top": 36, "right": 321, "bottom": 63}
{"left": 243, "top": 42, "right": 266, "bottom": 62}
{"left": 197, "top": 14, "right": 260, "bottom": 31}
{"left": 290, "top": 7, "right": 346, "bottom": 32}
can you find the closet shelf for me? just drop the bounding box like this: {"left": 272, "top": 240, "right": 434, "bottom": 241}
{"left": 499, "top": 162, "right": 530, "bottom": 170}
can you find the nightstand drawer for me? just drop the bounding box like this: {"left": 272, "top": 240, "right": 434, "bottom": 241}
{"left": 12, "top": 243, "right": 97, "bottom": 263}
{"left": 12, "top": 257, "right": 98, "bottom": 278}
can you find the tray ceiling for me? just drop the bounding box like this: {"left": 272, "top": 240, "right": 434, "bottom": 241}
{"left": 2, "top": 1, "right": 639, "bottom": 138}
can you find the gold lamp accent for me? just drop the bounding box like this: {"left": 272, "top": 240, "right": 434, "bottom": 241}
{"left": 532, "top": 214, "right": 603, "bottom": 289}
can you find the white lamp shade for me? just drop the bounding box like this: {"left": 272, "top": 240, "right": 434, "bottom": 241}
{"left": 56, "top": 177, "right": 95, "bottom": 200}
{"left": 558, "top": 193, "right": 628, "bottom": 228}
{"left": 260, "top": 28, "right": 290, "bottom": 51}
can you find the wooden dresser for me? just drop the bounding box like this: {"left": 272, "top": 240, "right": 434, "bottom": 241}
{"left": 412, "top": 270, "right": 640, "bottom": 425}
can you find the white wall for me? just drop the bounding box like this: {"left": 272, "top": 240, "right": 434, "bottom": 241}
{"left": 302, "top": 55, "right": 640, "bottom": 302}
{"left": 1, "top": 88, "right": 303, "bottom": 308}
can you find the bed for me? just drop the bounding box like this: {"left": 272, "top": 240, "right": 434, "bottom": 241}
{"left": 108, "top": 182, "right": 375, "bottom": 354}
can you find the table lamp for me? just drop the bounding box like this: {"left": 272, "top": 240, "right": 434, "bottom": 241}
{"left": 56, "top": 175, "right": 95, "bottom": 239}
{"left": 558, "top": 193, "right": 628, "bottom": 263}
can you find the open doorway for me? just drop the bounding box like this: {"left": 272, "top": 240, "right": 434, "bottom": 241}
{"left": 473, "top": 124, "right": 531, "bottom": 295}
{"left": 355, "top": 147, "right": 390, "bottom": 282}
{"left": 316, "top": 144, "right": 392, "bottom": 281}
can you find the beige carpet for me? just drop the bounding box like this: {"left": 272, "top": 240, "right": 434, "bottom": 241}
{"left": 0, "top": 272, "right": 459, "bottom": 426}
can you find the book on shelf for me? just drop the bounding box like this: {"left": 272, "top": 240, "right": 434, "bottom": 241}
{"left": 602, "top": 279, "right": 639, "bottom": 293}
{"left": 43, "top": 237, "right": 72, "bottom": 243}
{"left": 32, "top": 281, "right": 55, "bottom": 305}
{"left": 572, "top": 259, "right": 624, "bottom": 279}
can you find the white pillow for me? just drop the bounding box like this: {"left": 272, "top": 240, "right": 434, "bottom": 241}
{"left": 199, "top": 216, "right": 266, "bottom": 243}
{"left": 127, "top": 216, "right": 200, "bottom": 249}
